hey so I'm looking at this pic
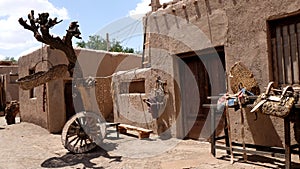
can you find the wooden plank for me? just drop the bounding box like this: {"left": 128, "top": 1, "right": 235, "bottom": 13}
{"left": 106, "top": 122, "right": 120, "bottom": 138}
{"left": 211, "top": 106, "right": 216, "bottom": 156}
{"left": 183, "top": 58, "right": 202, "bottom": 139}
{"left": 289, "top": 24, "right": 299, "bottom": 84}
{"left": 276, "top": 26, "right": 285, "bottom": 84}
{"left": 119, "top": 124, "right": 137, "bottom": 130}
{"left": 282, "top": 25, "right": 293, "bottom": 84}
{"left": 136, "top": 127, "right": 153, "bottom": 133}
{"left": 271, "top": 38, "right": 279, "bottom": 84}
{"left": 224, "top": 109, "right": 231, "bottom": 156}
{"left": 208, "top": 53, "right": 224, "bottom": 96}
{"left": 118, "top": 124, "right": 153, "bottom": 139}
{"left": 296, "top": 23, "right": 300, "bottom": 84}
{"left": 106, "top": 122, "right": 120, "bottom": 127}
{"left": 202, "top": 104, "right": 218, "bottom": 109}
{"left": 205, "top": 0, "right": 212, "bottom": 15}
{"left": 118, "top": 124, "right": 153, "bottom": 133}
{"left": 214, "top": 145, "right": 285, "bottom": 158}
{"left": 284, "top": 117, "right": 291, "bottom": 169}
{"left": 193, "top": 0, "right": 201, "bottom": 18}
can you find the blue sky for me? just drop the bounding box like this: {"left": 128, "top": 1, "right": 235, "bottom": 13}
{"left": 0, "top": 0, "right": 169, "bottom": 60}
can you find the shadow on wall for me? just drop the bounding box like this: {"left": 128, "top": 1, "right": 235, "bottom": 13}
{"left": 155, "top": 90, "right": 172, "bottom": 140}
{"left": 245, "top": 107, "right": 282, "bottom": 147}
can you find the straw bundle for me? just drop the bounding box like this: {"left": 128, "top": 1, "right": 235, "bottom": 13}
{"left": 16, "top": 64, "right": 68, "bottom": 90}
{"left": 229, "top": 62, "right": 260, "bottom": 95}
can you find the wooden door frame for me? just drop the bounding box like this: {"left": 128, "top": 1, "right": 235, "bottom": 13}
{"left": 175, "top": 46, "right": 226, "bottom": 139}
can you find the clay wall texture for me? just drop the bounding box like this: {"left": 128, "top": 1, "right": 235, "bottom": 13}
{"left": 143, "top": 0, "right": 300, "bottom": 146}
{"left": 18, "top": 46, "right": 141, "bottom": 133}
{"left": 0, "top": 66, "right": 19, "bottom": 102}
{"left": 18, "top": 46, "right": 52, "bottom": 130}
{"left": 112, "top": 68, "right": 178, "bottom": 138}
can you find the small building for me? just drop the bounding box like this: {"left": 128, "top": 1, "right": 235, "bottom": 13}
{"left": 112, "top": 0, "right": 300, "bottom": 147}
{"left": 0, "top": 61, "right": 19, "bottom": 112}
{"left": 18, "top": 46, "right": 142, "bottom": 133}
{"left": 0, "top": 61, "right": 19, "bottom": 115}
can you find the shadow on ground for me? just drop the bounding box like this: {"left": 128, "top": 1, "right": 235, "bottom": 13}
{"left": 41, "top": 143, "right": 121, "bottom": 169}
{"left": 218, "top": 154, "right": 300, "bottom": 169}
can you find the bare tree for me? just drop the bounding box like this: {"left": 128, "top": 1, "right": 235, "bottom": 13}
{"left": 18, "top": 10, "right": 81, "bottom": 76}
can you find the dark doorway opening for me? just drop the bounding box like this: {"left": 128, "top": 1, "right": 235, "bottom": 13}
{"left": 64, "top": 81, "right": 75, "bottom": 121}
{"left": 64, "top": 81, "right": 85, "bottom": 121}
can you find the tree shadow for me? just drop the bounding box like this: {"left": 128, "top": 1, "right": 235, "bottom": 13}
{"left": 41, "top": 143, "right": 121, "bottom": 169}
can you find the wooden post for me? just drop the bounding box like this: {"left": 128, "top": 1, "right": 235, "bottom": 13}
{"left": 284, "top": 116, "right": 291, "bottom": 169}
{"left": 106, "top": 33, "right": 110, "bottom": 51}
{"left": 211, "top": 106, "right": 216, "bottom": 156}
{"left": 151, "top": 0, "right": 161, "bottom": 12}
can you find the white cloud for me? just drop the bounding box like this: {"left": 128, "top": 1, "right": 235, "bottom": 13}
{"left": 129, "top": 0, "right": 151, "bottom": 16}
{"left": 0, "top": 54, "right": 6, "bottom": 60}
{"left": 0, "top": 0, "right": 69, "bottom": 58}
{"left": 129, "top": 0, "right": 171, "bottom": 19}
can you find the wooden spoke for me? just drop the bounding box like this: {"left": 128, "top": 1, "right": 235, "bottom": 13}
{"left": 73, "top": 137, "right": 80, "bottom": 147}
{"left": 66, "top": 132, "right": 77, "bottom": 139}
{"left": 75, "top": 118, "right": 81, "bottom": 126}
{"left": 70, "top": 121, "right": 79, "bottom": 127}
{"left": 69, "top": 136, "right": 79, "bottom": 144}
{"left": 84, "top": 138, "right": 88, "bottom": 146}
{"left": 61, "top": 111, "right": 106, "bottom": 153}
{"left": 80, "top": 138, "right": 83, "bottom": 147}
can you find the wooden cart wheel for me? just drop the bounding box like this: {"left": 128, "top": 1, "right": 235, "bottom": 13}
{"left": 61, "top": 111, "right": 106, "bottom": 153}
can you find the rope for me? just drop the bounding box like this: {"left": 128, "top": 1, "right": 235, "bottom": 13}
{"left": 43, "top": 84, "right": 47, "bottom": 112}
{"left": 41, "top": 43, "right": 44, "bottom": 61}
{"left": 40, "top": 43, "right": 48, "bottom": 113}
{"left": 205, "top": 0, "right": 213, "bottom": 43}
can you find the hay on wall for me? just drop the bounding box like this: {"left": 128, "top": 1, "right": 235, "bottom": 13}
{"left": 229, "top": 62, "right": 260, "bottom": 95}
{"left": 16, "top": 64, "right": 68, "bottom": 90}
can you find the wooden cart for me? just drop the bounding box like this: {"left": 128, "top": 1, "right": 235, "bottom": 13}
{"left": 60, "top": 77, "right": 116, "bottom": 153}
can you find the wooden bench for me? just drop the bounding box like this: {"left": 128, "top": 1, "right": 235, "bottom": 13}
{"left": 118, "top": 124, "right": 153, "bottom": 139}
{"left": 106, "top": 122, "right": 120, "bottom": 138}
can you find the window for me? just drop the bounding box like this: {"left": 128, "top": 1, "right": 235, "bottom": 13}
{"left": 9, "top": 73, "right": 18, "bottom": 84}
{"left": 268, "top": 13, "right": 300, "bottom": 85}
{"left": 119, "top": 79, "right": 145, "bottom": 94}
{"left": 29, "top": 69, "right": 35, "bottom": 98}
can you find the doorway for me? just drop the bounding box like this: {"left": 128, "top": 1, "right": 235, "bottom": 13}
{"left": 64, "top": 81, "right": 75, "bottom": 120}
{"left": 178, "top": 46, "right": 226, "bottom": 139}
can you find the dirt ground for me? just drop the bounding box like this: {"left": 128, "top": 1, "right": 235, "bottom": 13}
{"left": 1, "top": 117, "right": 300, "bottom": 169}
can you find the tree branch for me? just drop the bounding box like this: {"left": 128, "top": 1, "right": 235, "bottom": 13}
{"left": 18, "top": 10, "right": 82, "bottom": 77}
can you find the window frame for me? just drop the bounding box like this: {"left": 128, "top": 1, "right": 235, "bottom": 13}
{"left": 267, "top": 11, "right": 300, "bottom": 87}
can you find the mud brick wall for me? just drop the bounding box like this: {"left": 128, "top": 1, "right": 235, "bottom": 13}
{"left": 145, "top": 0, "right": 300, "bottom": 145}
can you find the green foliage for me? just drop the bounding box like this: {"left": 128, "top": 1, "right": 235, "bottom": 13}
{"left": 4, "top": 56, "right": 17, "bottom": 63}
{"left": 76, "top": 35, "right": 135, "bottom": 53}
{"left": 76, "top": 41, "right": 86, "bottom": 48}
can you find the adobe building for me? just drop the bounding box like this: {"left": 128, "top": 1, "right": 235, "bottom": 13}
{"left": 112, "top": 0, "right": 300, "bottom": 147}
{"left": 18, "top": 46, "right": 142, "bottom": 133}
{"left": 0, "top": 61, "right": 19, "bottom": 112}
